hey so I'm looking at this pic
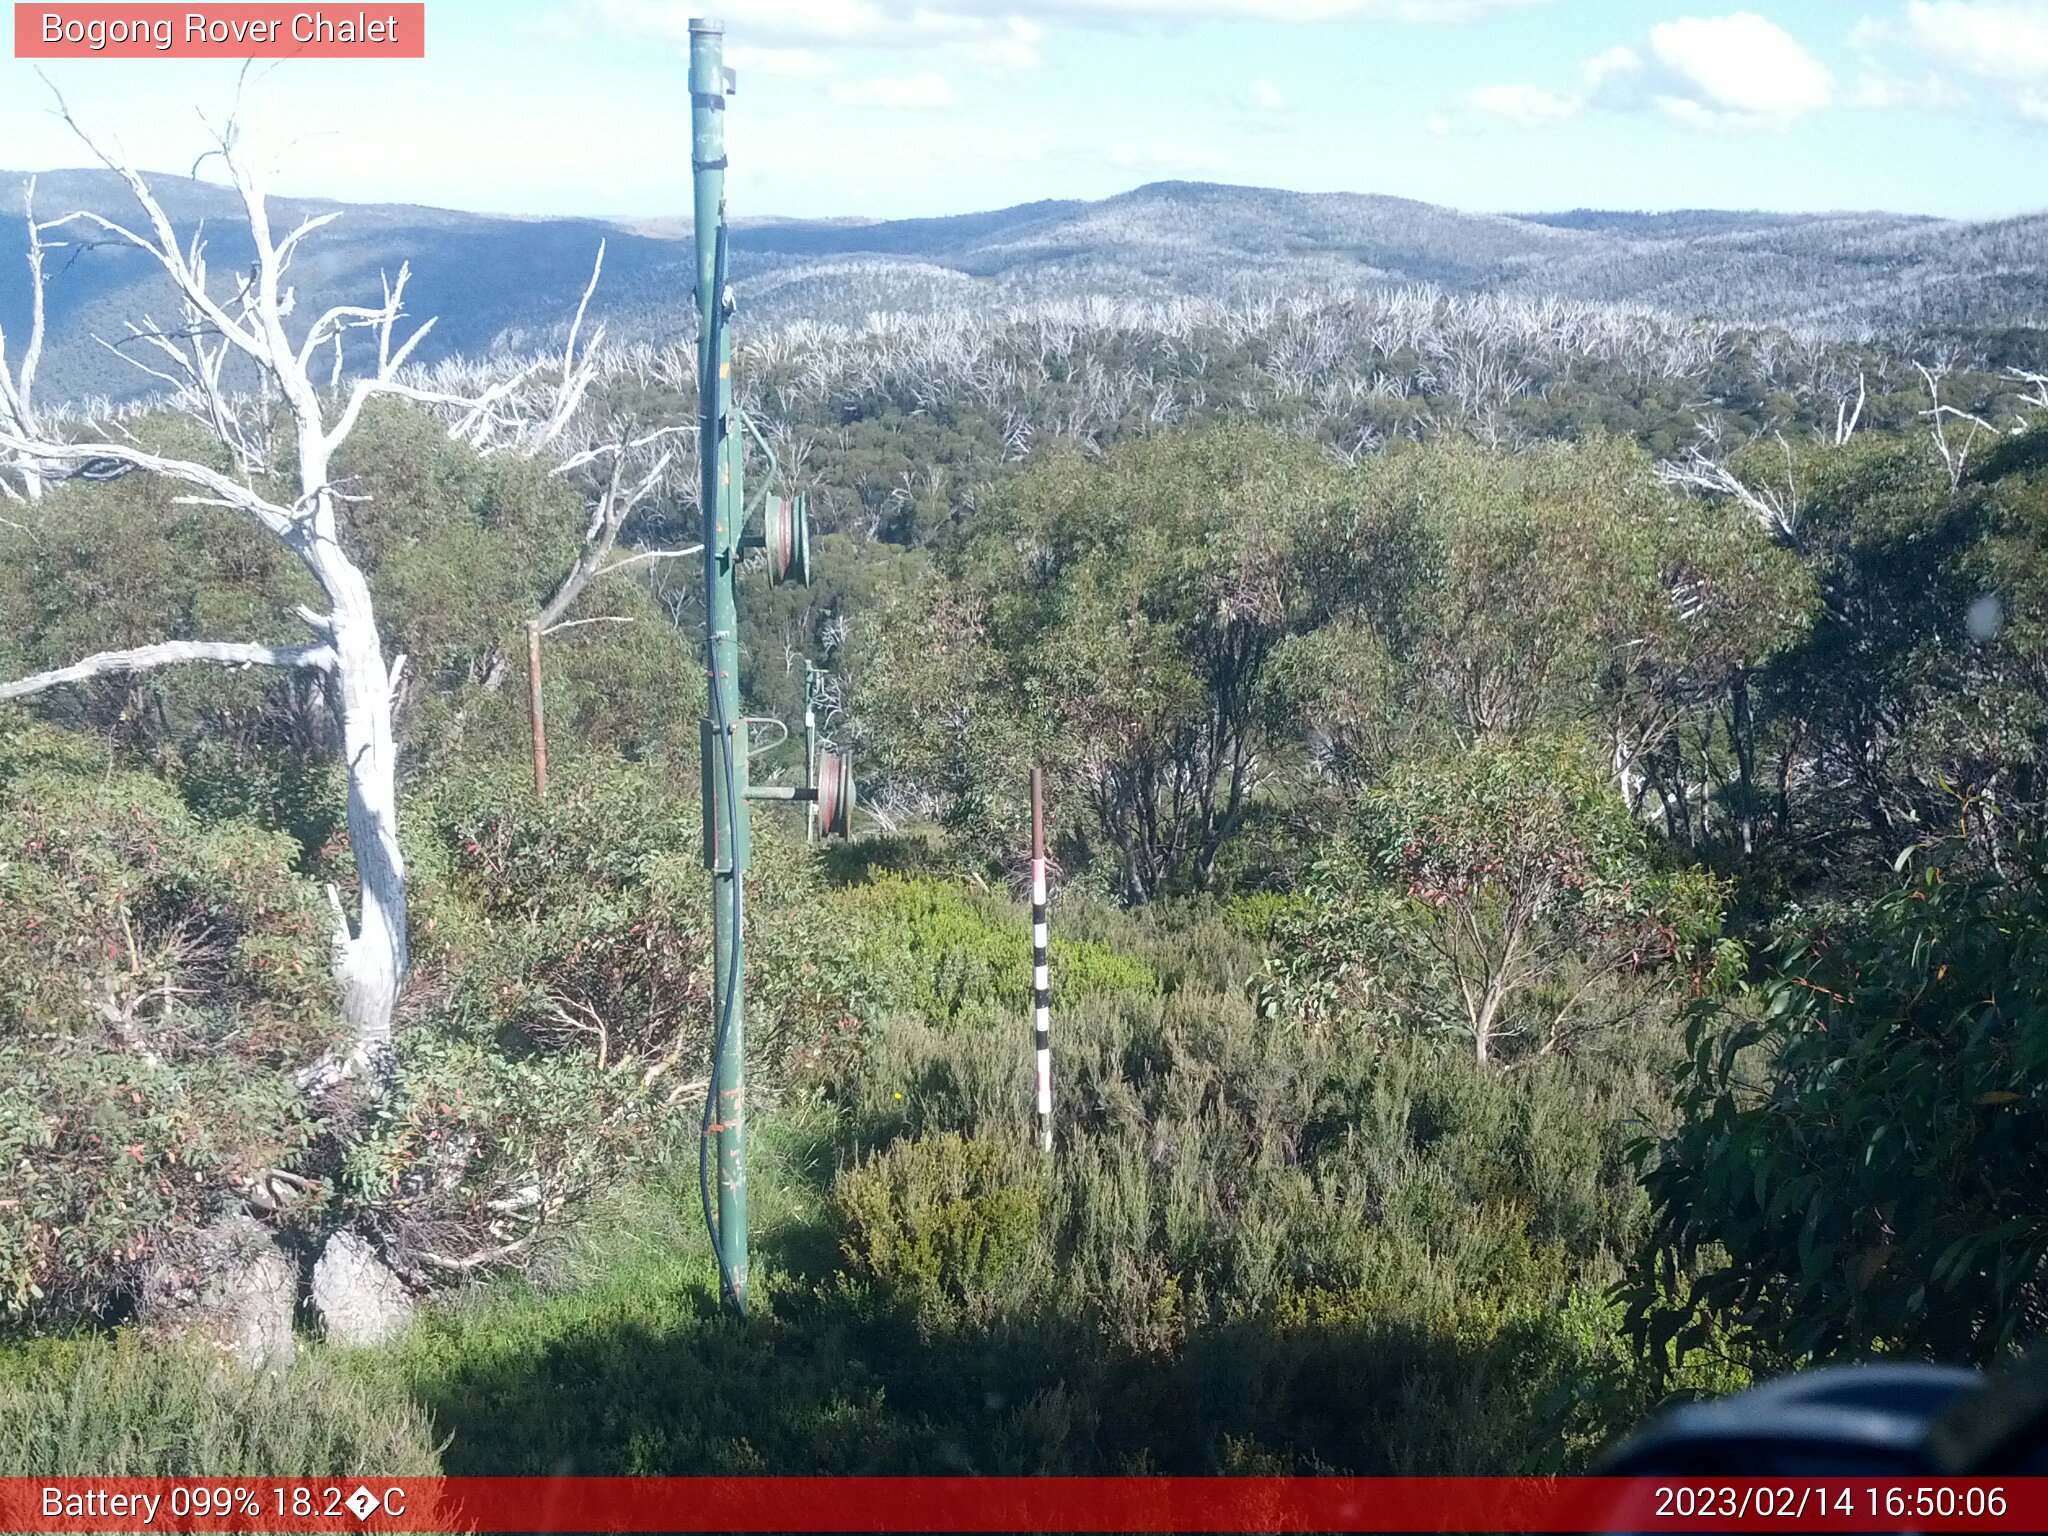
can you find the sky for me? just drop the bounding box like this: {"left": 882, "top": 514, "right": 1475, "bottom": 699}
{"left": 2, "top": 1, "right": 2046, "bottom": 222}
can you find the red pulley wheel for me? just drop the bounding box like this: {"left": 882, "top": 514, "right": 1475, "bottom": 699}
{"left": 815, "top": 749, "right": 854, "bottom": 839}
{"left": 765, "top": 494, "right": 811, "bottom": 587}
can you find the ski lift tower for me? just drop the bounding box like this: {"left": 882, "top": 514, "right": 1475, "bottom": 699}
{"left": 690, "top": 17, "right": 854, "bottom": 1318}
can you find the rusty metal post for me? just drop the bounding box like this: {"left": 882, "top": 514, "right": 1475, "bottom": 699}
{"left": 526, "top": 622, "right": 548, "bottom": 802}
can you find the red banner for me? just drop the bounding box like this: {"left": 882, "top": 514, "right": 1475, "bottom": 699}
{"left": 13, "top": 5, "right": 425, "bottom": 58}
{"left": 0, "top": 1477, "right": 2044, "bottom": 1532}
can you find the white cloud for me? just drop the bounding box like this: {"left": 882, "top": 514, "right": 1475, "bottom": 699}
{"left": 1463, "top": 82, "right": 1580, "bottom": 124}
{"left": 1846, "top": 2, "right": 2048, "bottom": 122}
{"left": 1851, "top": 69, "right": 1972, "bottom": 109}
{"left": 556, "top": 1, "right": 1047, "bottom": 78}
{"left": 1032, "top": 0, "right": 1548, "bottom": 18}
{"left": 1589, "top": 12, "right": 1834, "bottom": 129}
{"left": 827, "top": 71, "right": 958, "bottom": 109}
{"left": 559, "top": 0, "right": 1551, "bottom": 59}
{"left": 728, "top": 46, "right": 839, "bottom": 79}
{"left": 1247, "top": 79, "right": 1289, "bottom": 112}
{"left": 1455, "top": 13, "right": 1830, "bottom": 135}
{"left": 1903, "top": 1, "right": 2048, "bottom": 85}
{"left": 952, "top": 20, "right": 1045, "bottom": 71}
{"left": 1423, "top": 111, "right": 1455, "bottom": 135}
{"left": 1583, "top": 45, "right": 1641, "bottom": 93}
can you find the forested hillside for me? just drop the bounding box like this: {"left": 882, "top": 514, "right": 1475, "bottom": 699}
{"left": 4, "top": 141, "right": 2048, "bottom": 1480}
{"left": 5, "top": 171, "right": 2045, "bottom": 401}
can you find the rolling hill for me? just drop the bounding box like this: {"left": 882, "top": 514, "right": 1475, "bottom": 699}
{"left": 1, "top": 170, "right": 2042, "bottom": 401}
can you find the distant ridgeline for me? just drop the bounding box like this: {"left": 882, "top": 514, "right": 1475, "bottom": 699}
{"left": 1, "top": 170, "right": 2044, "bottom": 403}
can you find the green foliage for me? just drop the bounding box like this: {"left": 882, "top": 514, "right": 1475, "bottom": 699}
{"left": 332, "top": 399, "right": 702, "bottom": 767}
{"left": 851, "top": 428, "right": 1811, "bottom": 903}
{"left": 835, "top": 1133, "right": 1046, "bottom": 1313}
{"left": 0, "top": 724, "right": 340, "bottom": 1317}
{"left": 840, "top": 876, "right": 1157, "bottom": 1027}
{"left": 344, "top": 751, "right": 839, "bottom": 1279}
{"left": 338, "top": 400, "right": 567, "bottom": 666}
{"left": 353, "top": 1155, "right": 1040, "bottom": 1477}
{"left": 0, "top": 1333, "right": 443, "bottom": 1475}
{"left": 817, "top": 907, "right": 1683, "bottom": 1471}
{"left": 409, "top": 753, "right": 710, "bottom": 1057}
{"left": 303, "top": 898, "right": 1684, "bottom": 1479}
{"left": 844, "top": 568, "right": 1038, "bottom": 859}
{"left": 1272, "top": 735, "right": 1723, "bottom": 1063}
{"left": 0, "top": 401, "right": 699, "bottom": 819}
{"left": 11, "top": 340, "right": 2048, "bottom": 1480}
{"left": 0, "top": 422, "right": 347, "bottom": 857}
{"left": 0, "top": 419, "right": 315, "bottom": 732}
{"left": 1374, "top": 436, "right": 1810, "bottom": 749}
{"left": 1266, "top": 618, "right": 1407, "bottom": 790}
{"left": 1628, "top": 841, "right": 2048, "bottom": 1371}
{"left": 0, "top": 853, "right": 1690, "bottom": 1478}
{"left": 857, "top": 426, "right": 1398, "bottom": 898}
{"left": 1744, "top": 435, "right": 1979, "bottom": 870}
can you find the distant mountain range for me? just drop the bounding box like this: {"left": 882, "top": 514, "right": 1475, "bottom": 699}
{"left": 2, "top": 171, "right": 2043, "bottom": 401}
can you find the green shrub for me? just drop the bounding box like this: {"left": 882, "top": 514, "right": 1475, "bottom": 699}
{"left": 0, "top": 723, "right": 340, "bottom": 1318}
{"left": 1629, "top": 841, "right": 2048, "bottom": 1371}
{"left": 358, "top": 752, "right": 865, "bottom": 1281}
{"left": 841, "top": 876, "right": 1157, "bottom": 1027}
{"left": 1055, "top": 894, "right": 1271, "bottom": 998}
{"left": 835, "top": 1133, "right": 1046, "bottom": 1312}
{"left": 1266, "top": 735, "right": 1723, "bottom": 1064}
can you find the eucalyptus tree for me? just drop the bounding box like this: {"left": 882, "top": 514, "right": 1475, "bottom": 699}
{"left": 1375, "top": 437, "right": 1813, "bottom": 848}
{"left": 925, "top": 427, "right": 1392, "bottom": 900}
{"left": 1340, "top": 734, "right": 1723, "bottom": 1065}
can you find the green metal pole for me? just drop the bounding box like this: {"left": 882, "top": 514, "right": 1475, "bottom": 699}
{"left": 691, "top": 15, "right": 748, "bottom": 1315}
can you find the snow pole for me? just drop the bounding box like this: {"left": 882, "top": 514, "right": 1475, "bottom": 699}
{"left": 1031, "top": 767, "right": 1052, "bottom": 1152}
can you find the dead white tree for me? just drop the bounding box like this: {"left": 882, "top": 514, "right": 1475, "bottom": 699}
{"left": 524, "top": 241, "right": 608, "bottom": 457}
{"left": 1829, "top": 369, "right": 1866, "bottom": 447}
{"left": 0, "top": 177, "right": 50, "bottom": 502}
{"left": 1656, "top": 422, "right": 1802, "bottom": 546}
{"left": 1917, "top": 360, "right": 1997, "bottom": 490}
{"left": 0, "top": 106, "right": 509, "bottom": 1057}
{"left": 523, "top": 426, "right": 694, "bottom": 798}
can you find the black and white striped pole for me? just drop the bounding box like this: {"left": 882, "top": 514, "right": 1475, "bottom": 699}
{"left": 1031, "top": 767, "right": 1052, "bottom": 1152}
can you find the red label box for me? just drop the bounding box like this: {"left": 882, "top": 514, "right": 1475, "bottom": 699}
{"left": 14, "top": 4, "right": 426, "bottom": 58}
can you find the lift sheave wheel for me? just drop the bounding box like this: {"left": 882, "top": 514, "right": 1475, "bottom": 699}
{"left": 764, "top": 492, "right": 811, "bottom": 587}
{"left": 815, "top": 748, "right": 855, "bottom": 839}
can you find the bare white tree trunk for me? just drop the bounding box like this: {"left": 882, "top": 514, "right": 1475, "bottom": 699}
{"left": 519, "top": 417, "right": 689, "bottom": 799}
{"left": 0, "top": 177, "right": 49, "bottom": 503}
{"left": 1916, "top": 361, "right": 1998, "bottom": 490}
{"left": 300, "top": 493, "right": 409, "bottom": 1047}
{"left": 1655, "top": 421, "right": 1802, "bottom": 546}
{"left": 0, "top": 102, "right": 510, "bottom": 1058}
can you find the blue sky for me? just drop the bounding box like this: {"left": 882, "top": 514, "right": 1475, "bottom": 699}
{"left": 3, "top": 1, "right": 2045, "bottom": 221}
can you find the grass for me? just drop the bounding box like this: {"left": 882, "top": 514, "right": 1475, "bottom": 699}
{"left": 0, "top": 1332, "right": 443, "bottom": 1477}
